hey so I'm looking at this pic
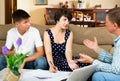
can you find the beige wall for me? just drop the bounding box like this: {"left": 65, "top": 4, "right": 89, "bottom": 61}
{"left": 17, "top": 0, "right": 46, "bottom": 25}
{"left": 17, "top": 0, "right": 66, "bottom": 25}
{"left": 89, "top": 0, "right": 120, "bottom": 8}
{"left": 0, "top": 0, "right": 120, "bottom": 25}
{"left": 17, "top": 0, "right": 120, "bottom": 25}
{"left": 0, "top": 0, "right": 5, "bottom": 24}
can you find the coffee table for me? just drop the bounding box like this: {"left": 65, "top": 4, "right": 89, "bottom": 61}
{"left": 0, "top": 68, "right": 70, "bottom": 81}
{"left": 0, "top": 68, "right": 41, "bottom": 81}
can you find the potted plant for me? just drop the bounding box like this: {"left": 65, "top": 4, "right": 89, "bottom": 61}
{"left": 2, "top": 37, "right": 29, "bottom": 81}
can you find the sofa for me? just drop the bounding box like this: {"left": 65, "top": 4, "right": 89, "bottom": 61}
{"left": 0, "top": 24, "right": 115, "bottom": 59}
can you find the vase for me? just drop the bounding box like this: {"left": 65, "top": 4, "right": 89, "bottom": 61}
{"left": 3, "top": 68, "right": 20, "bottom": 81}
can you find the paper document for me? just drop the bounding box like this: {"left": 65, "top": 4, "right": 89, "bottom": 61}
{"left": 21, "top": 69, "right": 71, "bottom": 80}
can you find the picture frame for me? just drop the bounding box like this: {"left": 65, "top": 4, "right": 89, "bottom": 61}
{"left": 35, "top": 0, "right": 48, "bottom": 5}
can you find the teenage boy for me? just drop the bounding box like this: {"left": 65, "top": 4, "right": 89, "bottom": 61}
{"left": 0, "top": 9, "right": 48, "bottom": 70}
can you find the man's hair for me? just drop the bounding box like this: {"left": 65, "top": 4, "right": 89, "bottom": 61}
{"left": 107, "top": 7, "right": 120, "bottom": 27}
{"left": 12, "top": 9, "right": 30, "bottom": 23}
{"left": 54, "top": 8, "right": 72, "bottom": 22}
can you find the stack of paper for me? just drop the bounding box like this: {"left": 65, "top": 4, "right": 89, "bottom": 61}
{"left": 20, "top": 69, "right": 71, "bottom": 81}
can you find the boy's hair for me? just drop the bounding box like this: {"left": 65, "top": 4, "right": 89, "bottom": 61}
{"left": 107, "top": 7, "right": 120, "bottom": 27}
{"left": 12, "top": 9, "right": 30, "bottom": 23}
{"left": 54, "top": 8, "right": 72, "bottom": 22}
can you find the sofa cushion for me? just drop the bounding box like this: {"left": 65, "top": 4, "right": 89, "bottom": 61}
{"left": 0, "top": 41, "right": 6, "bottom": 54}
{"left": 31, "top": 24, "right": 51, "bottom": 40}
{"left": 0, "top": 24, "right": 14, "bottom": 40}
{"left": 72, "top": 43, "right": 113, "bottom": 59}
{"left": 69, "top": 24, "right": 115, "bottom": 45}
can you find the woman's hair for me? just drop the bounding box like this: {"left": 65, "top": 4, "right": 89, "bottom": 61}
{"left": 12, "top": 9, "right": 30, "bottom": 23}
{"left": 107, "top": 7, "right": 120, "bottom": 27}
{"left": 54, "top": 8, "right": 72, "bottom": 22}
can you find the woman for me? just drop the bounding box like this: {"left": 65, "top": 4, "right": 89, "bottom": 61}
{"left": 44, "top": 9, "right": 89, "bottom": 72}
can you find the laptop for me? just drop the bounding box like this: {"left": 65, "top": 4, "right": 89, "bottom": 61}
{"left": 61, "top": 64, "right": 98, "bottom": 81}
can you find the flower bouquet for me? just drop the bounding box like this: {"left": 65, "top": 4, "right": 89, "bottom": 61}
{"left": 2, "top": 37, "right": 29, "bottom": 81}
{"left": 59, "top": 1, "right": 69, "bottom": 8}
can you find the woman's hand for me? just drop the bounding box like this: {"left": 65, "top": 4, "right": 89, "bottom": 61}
{"left": 49, "top": 65, "right": 58, "bottom": 73}
{"left": 77, "top": 53, "right": 94, "bottom": 64}
{"left": 68, "top": 60, "right": 79, "bottom": 70}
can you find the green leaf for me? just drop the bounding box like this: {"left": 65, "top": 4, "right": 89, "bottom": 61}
{"left": 5, "top": 51, "right": 30, "bottom": 76}
{"left": 5, "top": 55, "right": 9, "bottom": 66}
{"left": 14, "top": 52, "right": 29, "bottom": 65}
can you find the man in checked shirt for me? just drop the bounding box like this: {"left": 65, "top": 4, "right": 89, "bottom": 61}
{"left": 78, "top": 7, "right": 120, "bottom": 81}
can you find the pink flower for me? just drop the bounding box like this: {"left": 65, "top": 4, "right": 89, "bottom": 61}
{"left": 59, "top": 2, "right": 63, "bottom": 5}
{"left": 65, "top": 1, "right": 68, "bottom": 5}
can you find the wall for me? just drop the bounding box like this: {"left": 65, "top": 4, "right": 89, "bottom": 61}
{"left": 0, "top": 0, "right": 120, "bottom": 25}
{"left": 17, "top": 0, "right": 65, "bottom": 25}
{"left": 89, "top": 0, "right": 120, "bottom": 8}
{"left": 0, "top": 0, "right": 5, "bottom": 24}
{"left": 17, "top": 0, "right": 120, "bottom": 25}
{"left": 17, "top": 0, "right": 31, "bottom": 13}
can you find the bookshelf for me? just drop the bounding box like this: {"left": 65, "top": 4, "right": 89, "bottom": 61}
{"left": 45, "top": 8, "right": 108, "bottom": 27}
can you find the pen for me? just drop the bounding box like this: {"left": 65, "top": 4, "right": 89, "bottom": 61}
{"left": 50, "top": 61, "right": 54, "bottom": 67}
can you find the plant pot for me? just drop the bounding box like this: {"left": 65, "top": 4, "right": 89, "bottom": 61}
{"left": 3, "top": 68, "right": 20, "bottom": 81}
